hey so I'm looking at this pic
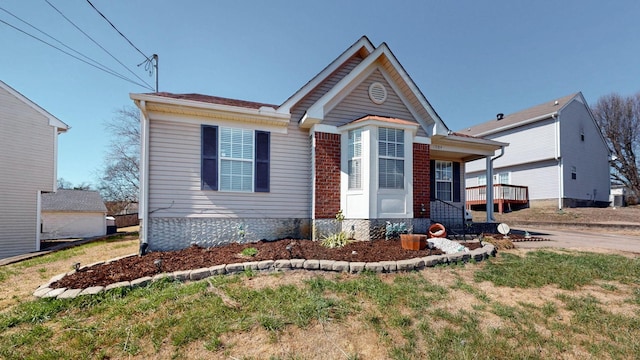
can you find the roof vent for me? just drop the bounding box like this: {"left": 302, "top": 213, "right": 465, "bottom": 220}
{"left": 554, "top": 100, "right": 559, "bottom": 106}
{"left": 368, "top": 82, "right": 387, "bottom": 104}
{"left": 496, "top": 113, "right": 504, "bottom": 121}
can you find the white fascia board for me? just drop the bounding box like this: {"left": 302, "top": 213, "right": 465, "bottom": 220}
{"left": 278, "top": 36, "right": 375, "bottom": 114}
{"left": 147, "top": 110, "right": 289, "bottom": 134}
{"left": 445, "top": 134, "right": 508, "bottom": 148}
{"left": 299, "top": 112, "right": 323, "bottom": 129}
{"left": 474, "top": 112, "right": 558, "bottom": 137}
{"left": 130, "top": 93, "right": 290, "bottom": 127}
{"left": 414, "top": 136, "right": 431, "bottom": 145}
{"left": 310, "top": 123, "right": 340, "bottom": 135}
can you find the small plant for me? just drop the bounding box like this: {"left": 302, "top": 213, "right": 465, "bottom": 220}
{"left": 321, "top": 232, "right": 351, "bottom": 248}
{"left": 321, "top": 209, "right": 351, "bottom": 248}
{"left": 241, "top": 247, "right": 258, "bottom": 257}
{"left": 385, "top": 221, "right": 408, "bottom": 240}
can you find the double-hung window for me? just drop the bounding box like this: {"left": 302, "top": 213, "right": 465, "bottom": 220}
{"left": 378, "top": 127, "right": 404, "bottom": 189}
{"left": 435, "top": 160, "right": 453, "bottom": 201}
{"left": 201, "top": 125, "right": 270, "bottom": 192}
{"left": 348, "top": 129, "right": 362, "bottom": 189}
{"left": 220, "top": 128, "right": 254, "bottom": 192}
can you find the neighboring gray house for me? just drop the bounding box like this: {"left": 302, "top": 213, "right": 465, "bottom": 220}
{"left": 0, "top": 80, "right": 69, "bottom": 259}
{"left": 463, "top": 92, "right": 610, "bottom": 209}
{"left": 41, "top": 190, "right": 108, "bottom": 239}
{"left": 130, "top": 36, "right": 505, "bottom": 252}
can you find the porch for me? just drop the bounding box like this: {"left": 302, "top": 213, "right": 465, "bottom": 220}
{"left": 466, "top": 184, "right": 529, "bottom": 213}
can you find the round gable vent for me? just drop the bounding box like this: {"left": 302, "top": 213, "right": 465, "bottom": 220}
{"left": 368, "top": 82, "right": 387, "bottom": 104}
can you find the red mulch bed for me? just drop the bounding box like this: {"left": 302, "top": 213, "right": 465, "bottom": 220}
{"left": 51, "top": 239, "right": 482, "bottom": 289}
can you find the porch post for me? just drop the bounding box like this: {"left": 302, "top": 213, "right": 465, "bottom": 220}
{"left": 486, "top": 156, "right": 494, "bottom": 222}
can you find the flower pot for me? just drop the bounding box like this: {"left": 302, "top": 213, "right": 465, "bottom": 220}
{"left": 400, "top": 234, "right": 427, "bottom": 250}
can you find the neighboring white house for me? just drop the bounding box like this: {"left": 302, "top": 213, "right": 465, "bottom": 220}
{"left": 130, "top": 36, "right": 505, "bottom": 252}
{"left": 462, "top": 92, "right": 610, "bottom": 209}
{"left": 0, "top": 80, "right": 69, "bottom": 259}
{"left": 41, "top": 190, "right": 108, "bottom": 239}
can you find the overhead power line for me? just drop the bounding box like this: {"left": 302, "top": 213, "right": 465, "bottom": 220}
{"left": 0, "top": 15, "right": 154, "bottom": 90}
{"left": 84, "top": 0, "right": 158, "bottom": 91}
{"left": 85, "top": 0, "right": 147, "bottom": 60}
{"left": 0, "top": 6, "right": 147, "bottom": 89}
{"left": 44, "top": 0, "right": 154, "bottom": 90}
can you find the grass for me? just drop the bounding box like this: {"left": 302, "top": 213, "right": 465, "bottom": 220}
{"left": 0, "top": 248, "right": 639, "bottom": 359}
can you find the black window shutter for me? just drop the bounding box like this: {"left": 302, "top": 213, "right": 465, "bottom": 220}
{"left": 255, "top": 130, "right": 270, "bottom": 192}
{"left": 453, "top": 162, "right": 461, "bottom": 202}
{"left": 430, "top": 160, "right": 435, "bottom": 201}
{"left": 201, "top": 125, "right": 218, "bottom": 191}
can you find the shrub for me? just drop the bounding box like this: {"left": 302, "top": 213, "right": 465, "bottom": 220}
{"left": 321, "top": 232, "right": 351, "bottom": 248}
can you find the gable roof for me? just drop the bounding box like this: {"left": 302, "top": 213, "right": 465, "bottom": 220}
{"left": 462, "top": 93, "right": 580, "bottom": 137}
{"left": 0, "top": 80, "right": 69, "bottom": 132}
{"left": 291, "top": 37, "right": 449, "bottom": 135}
{"left": 42, "top": 190, "right": 107, "bottom": 213}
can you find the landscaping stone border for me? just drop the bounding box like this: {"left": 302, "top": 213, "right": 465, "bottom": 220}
{"left": 33, "top": 243, "right": 497, "bottom": 299}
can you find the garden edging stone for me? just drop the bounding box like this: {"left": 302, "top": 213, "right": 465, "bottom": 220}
{"left": 33, "top": 242, "right": 496, "bottom": 299}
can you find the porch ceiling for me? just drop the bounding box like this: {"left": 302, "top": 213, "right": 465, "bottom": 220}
{"left": 431, "top": 134, "right": 508, "bottom": 162}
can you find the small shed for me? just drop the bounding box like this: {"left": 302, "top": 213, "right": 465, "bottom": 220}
{"left": 41, "top": 190, "right": 108, "bottom": 239}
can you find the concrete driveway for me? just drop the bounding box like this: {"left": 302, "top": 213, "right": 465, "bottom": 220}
{"left": 511, "top": 227, "right": 640, "bottom": 255}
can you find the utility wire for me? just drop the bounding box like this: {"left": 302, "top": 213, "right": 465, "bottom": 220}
{"left": 44, "top": 0, "right": 154, "bottom": 90}
{"left": 85, "top": 0, "right": 147, "bottom": 60}
{"left": 0, "top": 5, "right": 138, "bottom": 87}
{"left": 0, "top": 18, "right": 154, "bottom": 90}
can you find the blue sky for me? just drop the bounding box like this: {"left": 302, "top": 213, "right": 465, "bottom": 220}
{"left": 2, "top": 0, "right": 640, "bottom": 186}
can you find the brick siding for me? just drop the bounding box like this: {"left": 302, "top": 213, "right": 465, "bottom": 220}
{"left": 314, "top": 132, "right": 341, "bottom": 218}
{"left": 413, "top": 143, "right": 430, "bottom": 218}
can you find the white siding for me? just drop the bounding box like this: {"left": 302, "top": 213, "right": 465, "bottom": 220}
{"left": 468, "top": 160, "right": 559, "bottom": 201}
{"left": 41, "top": 212, "right": 106, "bottom": 239}
{"left": 147, "top": 119, "right": 311, "bottom": 218}
{"left": 559, "top": 100, "right": 611, "bottom": 202}
{"left": 466, "top": 117, "right": 557, "bottom": 173}
{"left": 0, "top": 86, "right": 57, "bottom": 258}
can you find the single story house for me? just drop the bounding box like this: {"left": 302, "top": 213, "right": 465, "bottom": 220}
{"left": 41, "top": 189, "right": 108, "bottom": 239}
{"left": 0, "top": 80, "right": 69, "bottom": 259}
{"left": 131, "top": 36, "right": 506, "bottom": 252}
{"left": 463, "top": 92, "right": 610, "bottom": 210}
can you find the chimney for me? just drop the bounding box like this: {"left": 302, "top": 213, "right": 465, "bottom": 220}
{"left": 496, "top": 113, "right": 504, "bottom": 121}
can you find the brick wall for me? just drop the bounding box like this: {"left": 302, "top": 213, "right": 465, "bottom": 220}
{"left": 413, "top": 143, "right": 430, "bottom": 218}
{"left": 314, "top": 132, "right": 341, "bottom": 218}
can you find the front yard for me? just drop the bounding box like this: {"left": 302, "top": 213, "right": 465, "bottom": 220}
{"left": 1, "top": 237, "right": 638, "bottom": 359}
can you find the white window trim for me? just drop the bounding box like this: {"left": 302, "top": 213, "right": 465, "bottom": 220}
{"left": 435, "top": 160, "right": 453, "bottom": 201}
{"left": 348, "top": 129, "right": 362, "bottom": 190}
{"left": 219, "top": 127, "right": 254, "bottom": 192}
{"left": 378, "top": 127, "right": 405, "bottom": 190}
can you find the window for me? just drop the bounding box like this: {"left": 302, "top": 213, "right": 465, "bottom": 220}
{"left": 478, "top": 174, "right": 486, "bottom": 186}
{"left": 220, "top": 128, "right": 254, "bottom": 191}
{"left": 378, "top": 127, "right": 404, "bottom": 189}
{"left": 201, "top": 125, "right": 270, "bottom": 192}
{"left": 494, "top": 172, "right": 510, "bottom": 184}
{"left": 571, "top": 166, "right": 577, "bottom": 180}
{"left": 348, "top": 129, "right": 362, "bottom": 189}
{"left": 435, "top": 160, "right": 453, "bottom": 201}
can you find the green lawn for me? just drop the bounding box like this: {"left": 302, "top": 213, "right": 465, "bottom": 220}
{"left": 1, "top": 249, "right": 638, "bottom": 359}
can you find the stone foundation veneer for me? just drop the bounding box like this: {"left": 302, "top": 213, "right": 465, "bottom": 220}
{"left": 313, "top": 218, "right": 431, "bottom": 241}
{"left": 147, "top": 217, "right": 311, "bottom": 251}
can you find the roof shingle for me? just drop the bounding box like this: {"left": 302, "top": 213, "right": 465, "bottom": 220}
{"left": 461, "top": 93, "right": 579, "bottom": 136}
{"left": 148, "top": 92, "right": 278, "bottom": 110}
{"left": 42, "top": 190, "right": 107, "bottom": 212}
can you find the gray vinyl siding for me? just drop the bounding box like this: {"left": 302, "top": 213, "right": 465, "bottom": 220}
{"left": 147, "top": 119, "right": 311, "bottom": 218}
{"left": 559, "top": 100, "right": 610, "bottom": 202}
{"left": 0, "top": 86, "right": 57, "bottom": 258}
{"left": 292, "top": 54, "right": 363, "bottom": 123}
{"left": 325, "top": 69, "right": 427, "bottom": 136}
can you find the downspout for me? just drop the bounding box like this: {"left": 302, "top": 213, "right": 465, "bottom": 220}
{"left": 553, "top": 114, "right": 562, "bottom": 209}
{"left": 136, "top": 100, "right": 150, "bottom": 254}
{"left": 486, "top": 146, "right": 505, "bottom": 222}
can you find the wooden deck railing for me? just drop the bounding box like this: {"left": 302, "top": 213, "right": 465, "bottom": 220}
{"left": 465, "top": 184, "right": 529, "bottom": 213}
